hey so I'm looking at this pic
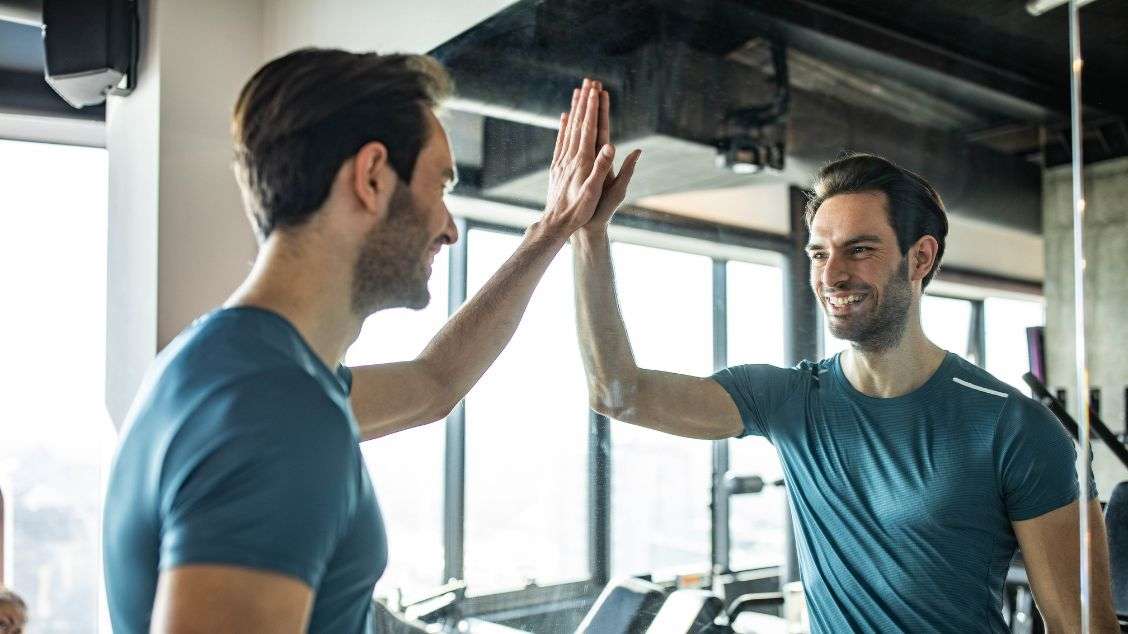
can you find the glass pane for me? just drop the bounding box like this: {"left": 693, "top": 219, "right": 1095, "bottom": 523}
{"left": 984, "top": 297, "right": 1044, "bottom": 393}
{"left": 0, "top": 140, "right": 114, "bottom": 632}
{"left": 463, "top": 229, "right": 588, "bottom": 594}
{"left": 726, "top": 260, "right": 788, "bottom": 571}
{"left": 922, "top": 295, "right": 974, "bottom": 360}
{"left": 346, "top": 248, "right": 449, "bottom": 598}
{"left": 610, "top": 242, "right": 713, "bottom": 579}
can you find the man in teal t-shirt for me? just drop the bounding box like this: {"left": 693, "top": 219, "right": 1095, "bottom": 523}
{"left": 104, "top": 51, "right": 628, "bottom": 632}
{"left": 573, "top": 151, "right": 1118, "bottom": 631}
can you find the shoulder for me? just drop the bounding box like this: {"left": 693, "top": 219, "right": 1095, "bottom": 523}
{"left": 158, "top": 367, "right": 360, "bottom": 508}
{"left": 713, "top": 362, "right": 811, "bottom": 393}
{"left": 944, "top": 356, "right": 1023, "bottom": 416}
{"left": 157, "top": 365, "right": 356, "bottom": 481}
{"left": 943, "top": 359, "right": 1069, "bottom": 452}
{"left": 205, "top": 367, "right": 354, "bottom": 442}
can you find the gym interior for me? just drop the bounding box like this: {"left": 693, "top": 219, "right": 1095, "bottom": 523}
{"left": 1, "top": 0, "right": 1126, "bottom": 632}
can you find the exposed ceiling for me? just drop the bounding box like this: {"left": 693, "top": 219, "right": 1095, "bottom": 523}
{"left": 430, "top": 0, "right": 1127, "bottom": 234}
{"left": 3, "top": 0, "right": 1124, "bottom": 232}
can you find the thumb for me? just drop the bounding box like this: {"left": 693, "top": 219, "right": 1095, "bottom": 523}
{"left": 607, "top": 149, "right": 641, "bottom": 199}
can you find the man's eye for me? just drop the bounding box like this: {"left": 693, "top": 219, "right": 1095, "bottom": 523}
{"left": 851, "top": 246, "right": 870, "bottom": 255}
{"left": 809, "top": 252, "right": 826, "bottom": 261}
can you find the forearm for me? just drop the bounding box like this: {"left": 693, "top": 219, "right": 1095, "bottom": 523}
{"left": 570, "top": 228, "right": 641, "bottom": 416}
{"left": 415, "top": 221, "right": 566, "bottom": 409}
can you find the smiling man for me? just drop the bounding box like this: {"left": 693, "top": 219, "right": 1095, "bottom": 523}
{"left": 573, "top": 152, "right": 1118, "bottom": 631}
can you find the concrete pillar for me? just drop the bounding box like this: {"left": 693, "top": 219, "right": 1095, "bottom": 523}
{"left": 1043, "top": 156, "right": 1128, "bottom": 495}
{"left": 105, "top": 0, "right": 264, "bottom": 426}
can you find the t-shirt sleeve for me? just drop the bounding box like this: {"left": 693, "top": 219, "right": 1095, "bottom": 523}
{"left": 710, "top": 364, "right": 806, "bottom": 439}
{"left": 995, "top": 394, "right": 1099, "bottom": 522}
{"left": 157, "top": 369, "right": 359, "bottom": 588}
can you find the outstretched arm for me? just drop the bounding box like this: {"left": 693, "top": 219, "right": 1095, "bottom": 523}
{"left": 570, "top": 92, "right": 742, "bottom": 440}
{"left": 351, "top": 80, "right": 616, "bottom": 440}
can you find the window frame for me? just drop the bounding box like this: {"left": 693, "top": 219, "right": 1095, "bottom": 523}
{"left": 440, "top": 197, "right": 795, "bottom": 603}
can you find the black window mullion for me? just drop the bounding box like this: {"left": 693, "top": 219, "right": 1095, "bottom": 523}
{"left": 589, "top": 411, "right": 611, "bottom": 586}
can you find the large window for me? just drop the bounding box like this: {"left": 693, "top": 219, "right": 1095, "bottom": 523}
{"left": 726, "top": 260, "right": 788, "bottom": 571}
{"left": 345, "top": 221, "right": 793, "bottom": 597}
{"left": 610, "top": 242, "right": 713, "bottom": 578}
{"left": 463, "top": 229, "right": 588, "bottom": 594}
{"left": 346, "top": 249, "right": 450, "bottom": 599}
{"left": 921, "top": 295, "right": 975, "bottom": 360}
{"left": 0, "top": 139, "right": 114, "bottom": 632}
{"left": 984, "top": 297, "right": 1044, "bottom": 392}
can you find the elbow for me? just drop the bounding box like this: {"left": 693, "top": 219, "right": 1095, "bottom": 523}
{"left": 587, "top": 377, "right": 638, "bottom": 421}
{"left": 424, "top": 388, "right": 461, "bottom": 425}
{"left": 432, "top": 398, "right": 461, "bottom": 424}
{"left": 588, "top": 396, "right": 619, "bottom": 420}
{"left": 417, "top": 367, "right": 461, "bottom": 425}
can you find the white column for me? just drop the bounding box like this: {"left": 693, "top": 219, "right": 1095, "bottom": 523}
{"left": 105, "top": 0, "right": 265, "bottom": 427}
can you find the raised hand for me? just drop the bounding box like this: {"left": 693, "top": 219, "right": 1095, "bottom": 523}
{"left": 541, "top": 79, "right": 618, "bottom": 236}
{"left": 586, "top": 86, "right": 641, "bottom": 234}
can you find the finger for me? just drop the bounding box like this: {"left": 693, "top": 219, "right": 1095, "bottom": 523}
{"left": 619, "top": 149, "right": 641, "bottom": 184}
{"left": 552, "top": 112, "right": 568, "bottom": 163}
{"left": 598, "top": 89, "right": 610, "bottom": 149}
{"left": 565, "top": 87, "right": 581, "bottom": 157}
{"left": 608, "top": 149, "right": 641, "bottom": 198}
{"left": 578, "top": 87, "right": 600, "bottom": 159}
{"left": 582, "top": 144, "right": 616, "bottom": 193}
{"left": 566, "top": 80, "right": 590, "bottom": 157}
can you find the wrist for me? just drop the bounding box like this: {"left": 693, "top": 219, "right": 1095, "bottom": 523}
{"left": 570, "top": 226, "right": 609, "bottom": 249}
{"left": 525, "top": 220, "right": 569, "bottom": 250}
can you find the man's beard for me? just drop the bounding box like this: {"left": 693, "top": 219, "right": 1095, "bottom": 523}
{"left": 827, "top": 258, "right": 913, "bottom": 353}
{"left": 351, "top": 181, "right": 432, "bottom": 317}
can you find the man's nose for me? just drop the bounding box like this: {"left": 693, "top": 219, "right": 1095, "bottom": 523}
{"left": 821, "top": 252, "right": 850, "bottom": 289}
{"left": 441, "top": 207, "right": 459, "bottom": 245}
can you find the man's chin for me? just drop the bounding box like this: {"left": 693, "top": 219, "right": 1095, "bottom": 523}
{"left": 826, "top": 312, "right": 862, "bottom": 339}
{"left": 403, "top": 290, "right": 431, "bottom": 311}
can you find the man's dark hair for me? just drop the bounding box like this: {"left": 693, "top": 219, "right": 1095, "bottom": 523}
{"left": 232, "top": 48, "right": 452, "bottom": 241}
{"left": 805, "top": 153, "right": 949, "bottom": 289}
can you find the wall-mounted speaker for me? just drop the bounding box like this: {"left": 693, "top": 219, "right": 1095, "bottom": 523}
{"left": 42, "top": 0, "right": 137, "bottom": 108}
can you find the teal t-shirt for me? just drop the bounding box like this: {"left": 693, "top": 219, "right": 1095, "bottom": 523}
{"left": 103, "top": 307, "right": 386, "bottom": 634}
{"left": 713, "top": 352, "right": 1094, "bottom": 633}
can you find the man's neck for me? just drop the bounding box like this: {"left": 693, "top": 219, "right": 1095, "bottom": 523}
{"left": 224, "top": 236, "right": 362, "bottom": 371}
{"left": 840, "top": 321, "right": 947, "bottom": 399}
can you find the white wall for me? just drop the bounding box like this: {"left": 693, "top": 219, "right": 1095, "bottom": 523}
{"left": 105, "top": 0, "right": 265, "bottom": 425}
{"left": 262, "top": 0, "right": 518, "bottom": 57}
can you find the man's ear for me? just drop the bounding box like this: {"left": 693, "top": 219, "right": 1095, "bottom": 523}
{"left": 909, "top": 235, "right": 940, "bottom": 283}
{"left": 352, "top": 141, "right": 394, "bottom": 217}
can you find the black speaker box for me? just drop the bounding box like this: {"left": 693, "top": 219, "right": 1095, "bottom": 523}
{"left": 42, "top": 0, "right": 137, "bottom": 108}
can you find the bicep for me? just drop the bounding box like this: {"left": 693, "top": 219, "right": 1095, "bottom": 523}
{"left": 1014, "top": 499, "right": 1116, "bottom": 632}
{"left": 151, "top": 565, "right": 312, "bottom": 634}
{"left": 618, "top": 369, "right": 742, "bottom": 439}
{"left": 350, "top": 360, "right": 449, "bottom": 439}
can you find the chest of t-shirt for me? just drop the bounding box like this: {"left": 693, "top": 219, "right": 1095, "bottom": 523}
{"left": 770, "top": 382, "right": 1010, "bottom": 539}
